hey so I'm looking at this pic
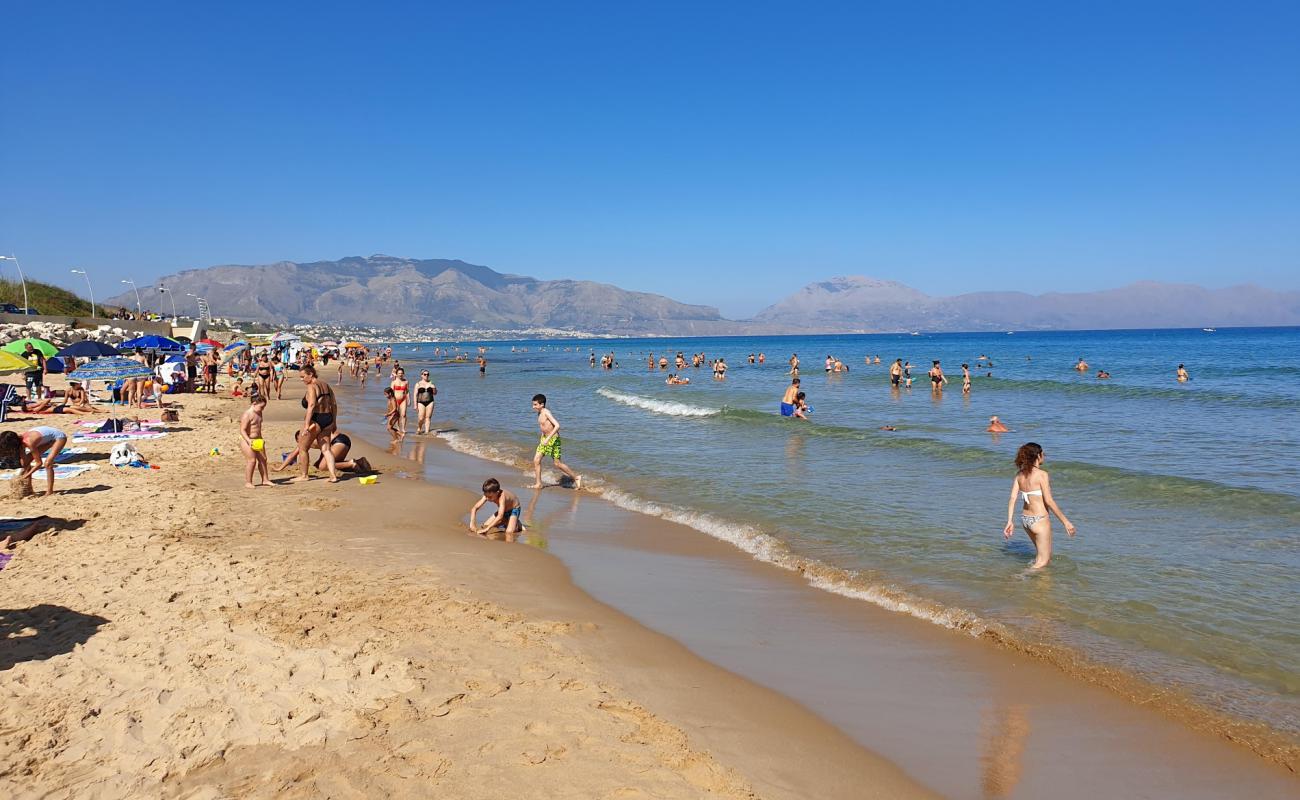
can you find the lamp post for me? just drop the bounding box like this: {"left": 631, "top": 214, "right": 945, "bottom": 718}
{"left": 70, "top": 268, "right": 96, "bottom": 318}
{"left": 0, "top": 255, "right": 29, "bottom": 314}
{"left": 121, "top": 279, "right": 142, "bottom": 316}
{"left": 186, "top": 292, "right": 203, "bottom": 316}
{"left": 157, "top": 285, "right": 178, "bottom": 322}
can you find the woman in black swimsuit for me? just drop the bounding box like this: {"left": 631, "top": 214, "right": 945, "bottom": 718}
{"left": 413, "top": 370, "right": 437, "bottom": 435}
{"left": 254, "top": 355, "right": 274, "bottom": 400}
{"left": 293, "top": 364, "right": 339, "bottom": 482}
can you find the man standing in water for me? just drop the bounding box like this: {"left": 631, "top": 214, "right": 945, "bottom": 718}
{"left": 531, "top": 393, "right": 581, "bottom": 489}
{"left": 780, "top": 377, "right": 801, "bottom": 417}
{"left": 789, "top": 353, "right": 800, "bottom": 376}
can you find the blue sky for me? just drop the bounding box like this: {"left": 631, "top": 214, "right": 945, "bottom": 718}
{"left": 3, "top": 1, "right": 1297, "bottom": 318}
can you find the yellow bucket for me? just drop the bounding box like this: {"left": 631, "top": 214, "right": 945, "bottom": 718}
{"left": 250, "top": 438, "right": 265, "bottom": 452}
{"left": 358, "top": 475, "right": 377, "bottom": 485}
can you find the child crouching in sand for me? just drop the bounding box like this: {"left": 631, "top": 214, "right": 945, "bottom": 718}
{"left": 467, "top": 478, "right": 525, "bottom": 541}
{"left": 239, "top": 392, "right": 270, "bottom": 488}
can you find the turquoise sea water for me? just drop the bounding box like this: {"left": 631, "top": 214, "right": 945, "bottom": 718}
{"left": 352, "top": 327, "right": 1300, "bottom": 736}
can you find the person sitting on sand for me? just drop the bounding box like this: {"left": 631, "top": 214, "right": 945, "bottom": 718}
{"left": 1003, "top": 442, "right": 1076, "bottom": 569}
{"left": 1176, "top": 364, "right": 1189, "bottom": 383}
{"left": 467, "top": 477, "right": 525, "bottom": 541}
{"left": 0, "top": 426, "right": 69, "bottom": 497}
{"left": 987, "top": 416, "right": 1010, "bottom": 433}
{"left": 231, "top": 377, "right": 245, "bottom": 397}
{"left": 238, "top": 392, "right": 271, "bottom": 488}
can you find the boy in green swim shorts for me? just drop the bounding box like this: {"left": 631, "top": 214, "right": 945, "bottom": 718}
{"left": 531, "top": 393, "right": 582, "bottom": 490}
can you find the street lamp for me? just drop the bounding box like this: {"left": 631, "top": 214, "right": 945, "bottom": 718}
{"left": 70, "top": 268, "right": 96, "bottom": 318}
{"left": 0, "top": 255, "right": 29, "bottom": 314}
{"left": 157, "top": 285, "right": 178, "bottom": 322}
{"left": 121, "top": 279, "right": 142, "bottom": 316}
{"left": 186, "top": 292, "right": 203, "bottom": 316}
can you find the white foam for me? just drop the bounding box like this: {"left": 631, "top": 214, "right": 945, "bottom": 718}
{"left": 596, "top": 387, "right": 719, "bottom": 418}
{"left": 437, "top": 429, "right": 990, "bottom": 638}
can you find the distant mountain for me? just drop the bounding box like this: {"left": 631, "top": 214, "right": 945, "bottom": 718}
{"left": 106, "top": 255, "right": 743, "bottom": 335}
{"left": 755, "top": 276, "right": 1300, "bottom": 331}
{"left": 108, "top": 256, "right": 1300, "bottom": 334}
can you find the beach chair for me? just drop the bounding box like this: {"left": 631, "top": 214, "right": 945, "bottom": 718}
{"left": 0, "top": 384, "right": 17, "bottom": 423}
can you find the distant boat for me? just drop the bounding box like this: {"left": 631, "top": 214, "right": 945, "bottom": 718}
{"left": 1202, "top": 328, "right": 1217, "bottom": 332}
{"left": 910, "top": 331, "right": 921, "bottom": 336}
{"left": 1006, "top": 331, "right": 1015, "bottom": 335}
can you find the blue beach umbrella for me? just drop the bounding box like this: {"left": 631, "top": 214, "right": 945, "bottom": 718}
{"left": 57, "top": 340, "right": 122, "bottom": 358}
{"left": 223, "top": 340, "right": 249, "bottom": 351}
{"left": 121, "top": 334, "right": 183, "bottom": 352}
{"left": 68, "top": 357, "right": 155, "bottom": 381}
{"left": 164, "top": 354, "right": 187, "bottom": 364}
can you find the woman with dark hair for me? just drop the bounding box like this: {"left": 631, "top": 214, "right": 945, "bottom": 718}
{"left": 0, "top": 426, "right": 69, "bottom": 497}
{"left": 1003, "top": 442, "right": 1076, "bottom": 569}
{"left": 292, "top": 364, "right": 339, "bottom": 483}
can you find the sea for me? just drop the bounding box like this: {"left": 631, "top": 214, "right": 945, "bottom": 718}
{"left": 345, "top": 327, "right": 1300, "bottom": 741}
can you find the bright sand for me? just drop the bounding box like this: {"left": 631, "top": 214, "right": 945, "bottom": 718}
{"left": 0, "top": 380, "right": 929, "bottom": 799}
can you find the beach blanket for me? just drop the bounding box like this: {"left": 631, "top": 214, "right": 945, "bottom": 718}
{"left": 0, "top": 552, "right": 12, "bottom": 570}
{"left": 72, "top": 431, "right": 167, "bottom": 442}
{"left": 0, "top": 463, "right": 98, "bottom": 481}
{"left": 54, "top": 447, "right": 89, "bottom": 462}
{"left": 0, "top": 517, "right": 47, "bottom": 532}
{"left": 76, "top": 419, "right": 163, "bottom": 428}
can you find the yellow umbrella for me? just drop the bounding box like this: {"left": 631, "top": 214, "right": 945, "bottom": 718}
{"left": 0, "top": 350, "right": 39, "bottom": 375}
{"left": 343, "top": 341, "right": 363, "bottom": 348}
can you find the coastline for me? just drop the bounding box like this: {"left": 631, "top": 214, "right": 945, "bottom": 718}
{"left": 0, "top": 383, "right": 929, "bottom": 799}
{"left": 331, "top": 377, "right": 1300, "bottom": 797}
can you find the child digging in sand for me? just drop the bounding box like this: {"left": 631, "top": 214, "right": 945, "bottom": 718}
{"left": 467, "top": 478, "right": 525, "bottom": 541}
{"left": 239, "top": 392, "right": 271, "bottom": 488}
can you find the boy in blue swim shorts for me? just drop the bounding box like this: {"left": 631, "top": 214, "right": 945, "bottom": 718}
{"left": 468, "top": 478, "right": 526, "bottom": 540}
{"left": 780, "top": 377, "right": 801, "bottom": 416}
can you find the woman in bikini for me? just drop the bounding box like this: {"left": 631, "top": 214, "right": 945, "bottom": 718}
{"left": 293, "top": 364, "right": 339, "bottom": 483}
{"left": 1003, "top": 442, "right": 1076, "bottom": 569}
{"left": 0, "top": 426, "right": 69, "bottom": 496}
{"left": 389, "top": 367, "right": 410, "bottom": 436}
{"left": 254, "top": 355, "right": 275, "bottom": 400}
{"left": 413, "top": 370, "right": 437, "bottom": 435}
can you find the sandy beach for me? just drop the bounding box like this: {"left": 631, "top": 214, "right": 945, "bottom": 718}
{"left": 0, "top": 378, "right": 930, "bottom": 799}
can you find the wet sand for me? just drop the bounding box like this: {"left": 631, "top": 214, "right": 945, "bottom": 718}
{"left": 336, "top": 381, "right": 1300, "bottom": 799}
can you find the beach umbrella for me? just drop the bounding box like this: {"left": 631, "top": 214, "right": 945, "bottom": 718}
{"left": 164, "top": 354, "right": 187, "bottom": 364}
{"left": 223, "top": 340, "right": 249, "bottom": 352}
{"left": 121, "top": 334, "right": 183, "bottom": 352}
{"left": 343, "top": 341, "right": 363, "bottom": 348}
{"left": 45, "top": 357, "right": 66, "bottom": 374}
{"left": 271, "top": 331, "right": 300, "bottom": 343}
{"left": 320, "top": 340, "right": 338, "bottom": 348}
{"left": 0, "top": 350, "right": 38, "bottom": 375}
{"left": 2, "top": 337, "right": 59, "bottom": 357}
{"left": 68, "top": 357, "right": 154, "bottom": 381}
{"left": 57, "top": 340, "right": 122, "bottom": 358}
{"left": 197, "top": 338, "right": 223, "bottom": 348}
{"left": 194, "top": 343, "right": 214, "bottom": 354}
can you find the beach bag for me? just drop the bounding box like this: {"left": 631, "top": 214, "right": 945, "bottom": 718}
{"left": 109, "top": 443, "right": 139, "bottom": 467}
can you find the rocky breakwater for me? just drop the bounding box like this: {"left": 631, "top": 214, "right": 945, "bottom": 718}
{"left": 1, "top": 320, "right": 165, "bottom": 349}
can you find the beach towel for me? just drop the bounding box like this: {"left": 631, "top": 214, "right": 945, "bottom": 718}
{"left": 0, "top": 463, "right": 98, "bottom": 481}
{"left": 0, "top": 552, "right": 12, "bottom": 570}
{"left": 72, "top": 431, "right": 167, "bottom": 442}
{"left": 77, "top": 419, "right": 163, "bottom": 428}
{"left": 0, "top": 517, "right": 47, "bottom": 532}
{"left": 54, "top": 447, "right": 88, "bottom": 463}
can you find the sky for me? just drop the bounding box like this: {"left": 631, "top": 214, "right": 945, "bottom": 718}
{"left": 2, "top": 1, "right": 1298, "bottom": 319}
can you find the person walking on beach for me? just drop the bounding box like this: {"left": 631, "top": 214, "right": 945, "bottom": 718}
{"left": 389, "top": 367, "right": 410, "bottom": 436}
{"left": 1004, "top": 442, "right": 1076, "bottom": 569}
{"left": 293, "top": 364, "right": 339, "bottom": 483}
{"left": 414, "top": 370, "right": 437, "bottom": 434}
{"left": 531, "top": 393, "right": 581, "bottom": 489}
{"left": 238, "top": 392, "right": 270, "bottom": 488}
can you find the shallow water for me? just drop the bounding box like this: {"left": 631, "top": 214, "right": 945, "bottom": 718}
{"left": 344, "top": 327, "right": 1300, "bottom": 738}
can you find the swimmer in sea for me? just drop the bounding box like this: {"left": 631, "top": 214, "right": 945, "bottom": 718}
{"left": 758, "top": 353, "right": 766, "bottom": 364}
{"left": 928, "top": 360, "right": 947, "bottom": 392}
{"left": 1096, "top": 370, "right": 1111, "bottom": 380}
{"left": 1075, "top": 357, "right": 1089, "bottom": 372}
{"left": 792, "top": 391, "right": 810, "bottom": 419}
{"left": 789, "top": 353, "right": 800, "bottom": 376}
{"left": 1176, "top": 364, "right": 1189, "bottom": 383}
{"left": 987, "top": 416, "right": 1010, "bottom": 433}
{"left": 961, "top": 363, "right": 972, "bottom": 394}
{"left": 666, "top": 373, "right": 690, "bottom": 385}
{"left": 1003, "top": 442, "right": 1076, "bottom": 569}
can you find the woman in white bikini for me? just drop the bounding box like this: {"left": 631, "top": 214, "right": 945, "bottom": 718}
{"left": 1003, "top": 442, "right": 1076, "bottom": 569}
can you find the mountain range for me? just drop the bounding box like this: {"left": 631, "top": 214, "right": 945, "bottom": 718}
{"left": 106, "top": 256, "right": 1300, "bottom": 334}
